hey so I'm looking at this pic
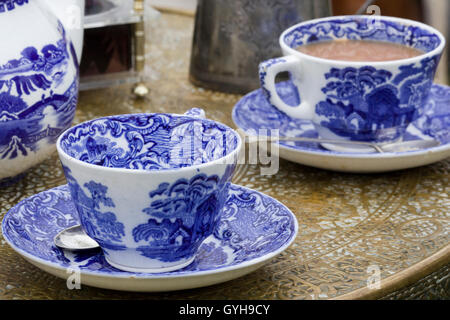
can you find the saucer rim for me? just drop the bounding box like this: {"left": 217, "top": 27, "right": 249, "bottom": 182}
{"left": 232, "top": 83, "right": 450, "bottom": 160}
{"left": 2, "top": 184, "right": 299, "bottom": 280}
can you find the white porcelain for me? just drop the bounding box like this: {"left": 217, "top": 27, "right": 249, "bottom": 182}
{"left": 56, "top": 111, "right": 242, "bottom": 272}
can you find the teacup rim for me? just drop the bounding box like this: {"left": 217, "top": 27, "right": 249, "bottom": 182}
{"left": 279, "top": 15, "right": 446, "bottom": 66}
{"left": 56, "top": 112, "right": 243, "bottom": 175}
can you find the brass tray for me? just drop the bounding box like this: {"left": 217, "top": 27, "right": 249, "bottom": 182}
{"left": 0, "top": 12, "right": 448, "bottom": 300}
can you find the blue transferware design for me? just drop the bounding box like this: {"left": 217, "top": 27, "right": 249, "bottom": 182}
{"left": 316, "top": 56, "right": 440, "bottom": 141}
{"left": 413, "top": 84, "right": 450, "bottom": 143}
{"left": 1, "top": 184, "right": 298, "bottom": 278}
{"left": 233, "top": 81, "right": 450, "bottom": 153}
{"left": 133, "top": 164, "right": 235, "bottom": 262}
{"left": 0, "top": 1, "right": 79, "bottom": 183}
{"left": 260, "top": 16, "right": 444, "bottom": 144}
{"left": 58, "top": 113, "right": 239, "bottom": 171}
{"left": 215, "top": 184, "right": 295, "bottom": 264}
{"left": 0, "top": 32, "right": 78, "bottom": 159}
{"left": 283, "top": 17, "right": 441, "bottom": 53}
{"left": 1, "top": 185, "right": 75, "bottom": 264}
{"left": 62, "top": 165, "right": 126, "bottom": 251}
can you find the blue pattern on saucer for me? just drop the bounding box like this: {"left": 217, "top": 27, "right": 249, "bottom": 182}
{"left": 2, "top": 184, "right": 297, "bottom": 277}
{"left": 58, "top": 113, "right": 239, "bottom": 171}
{"left": 232, "top": 81, "right": 450, "bottom": 153}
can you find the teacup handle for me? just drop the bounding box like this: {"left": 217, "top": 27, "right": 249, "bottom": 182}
{"left": 184, "top": 108, "right": 206, "bottom": 119}
{"left": 259, "top": 56, "right": 314, "bottom": 120}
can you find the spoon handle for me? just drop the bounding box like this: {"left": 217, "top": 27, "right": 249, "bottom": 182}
{"left": 247, "top": 136, "right": 384, "bottom": 153}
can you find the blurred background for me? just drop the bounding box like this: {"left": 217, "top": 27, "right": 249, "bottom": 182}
{"left": 147, "top": 0, "right": 448, "bottom": 86}
{"left": 82, "top": 0, "right": 448, "bottom": 95}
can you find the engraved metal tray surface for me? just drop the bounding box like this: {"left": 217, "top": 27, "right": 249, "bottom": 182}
{"left": 0, "top": 13, "right": 448, "bottom": 300}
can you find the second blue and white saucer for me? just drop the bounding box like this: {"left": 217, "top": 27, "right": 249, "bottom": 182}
{"left": 2, "top": 184, "right": 298, "bottom": 292}
{"left": 232, "top": 81, "right": 450, "bottom": 173}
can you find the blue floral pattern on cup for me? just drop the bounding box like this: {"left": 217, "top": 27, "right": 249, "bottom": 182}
{"left": 57, "top": 111, "right": 242, "bottom": 271}
{"left": 62, "top": 165, "right": 126, "bottom": 251}
{"left": 133, "top": 164, "right": 235, "bottom": 262}
{"left": 62, "top": 163, "right": 235, "bottom": 262}
{"left": 316, "top": 56, "right": 439, "bottom": 141}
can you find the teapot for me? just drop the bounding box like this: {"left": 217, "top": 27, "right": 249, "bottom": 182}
{"left": 0, "top": 0, "right": 82, "bottom": 185}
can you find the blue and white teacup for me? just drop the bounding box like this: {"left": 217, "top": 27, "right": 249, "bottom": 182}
{"left": 56, "top": 110, "right": 242, "bottom": 273}
{"left": 259, "top": 15, "right": 446, "bottom": 151}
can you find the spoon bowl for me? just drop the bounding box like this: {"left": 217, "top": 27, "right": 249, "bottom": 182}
{"left": 54, "top": 225, "right": 100, "bottom": 251}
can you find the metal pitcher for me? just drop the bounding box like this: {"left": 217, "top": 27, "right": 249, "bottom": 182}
{"left": 189, "top": 0, "right": 332, "bottom": 93}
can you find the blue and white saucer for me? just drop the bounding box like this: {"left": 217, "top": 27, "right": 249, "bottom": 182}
{"left": 232, "top": 81, "right": 450, "bottom": 173}
{"left": 1, "top": 184, "right": 298, "bottom": 292}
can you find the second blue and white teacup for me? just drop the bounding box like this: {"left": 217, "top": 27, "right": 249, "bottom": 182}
{"left": 259, "top": 15, "right": 446, "bottom": 151}
{"left": 56, "top": 110, "right": 242, "bottom": 272}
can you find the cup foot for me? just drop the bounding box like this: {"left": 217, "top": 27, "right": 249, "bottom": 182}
{"left": 104, "top": 255, "right": 196, "bottom": 273}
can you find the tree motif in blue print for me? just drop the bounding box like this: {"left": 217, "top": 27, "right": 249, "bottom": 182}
{"left": 392, "top": 56, "right": 439, "bottom": 112}
{"left": 316, "top": 56, "right": 440, "bottom": 141}
{"left": 133, "top": 165, "right": 235, "bottom": 262}
{"left": 0, "top": 30, "right": 78, "bottom": 160}
{"left": 62, "top": 166, "right": 126, "bottom": 250}
{"left": 0, "top": 38, "right": 70, "bottom": 97}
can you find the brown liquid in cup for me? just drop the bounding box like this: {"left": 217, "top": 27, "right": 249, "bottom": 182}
{"left": 296, "top": 39, "right": 424, "bottom": 62}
